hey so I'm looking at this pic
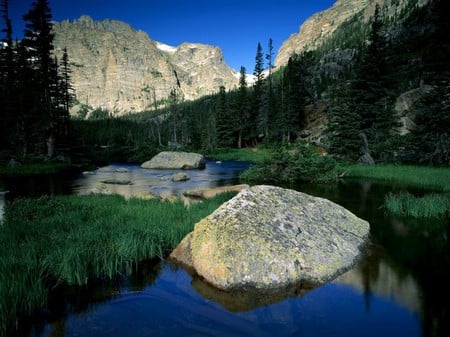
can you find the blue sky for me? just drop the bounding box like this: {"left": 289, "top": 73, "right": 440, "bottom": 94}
{"left": 8, "top": 0, "right": 336, "bottom": 71}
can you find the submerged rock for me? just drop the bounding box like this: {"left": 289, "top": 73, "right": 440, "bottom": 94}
{"left": 171, "top": 172, "right": 190, "bottom": 182}
{"left": 182, "top": 184, "right": 249, "bottom": 199}
{"left": 141, "top": 151, "right": 205, "bottom": 170}
{"left": 171, "top": 185, "right": 370, "bottom": 291}
{"left": 101, "top": 179, "right": 132, "bottom": 185}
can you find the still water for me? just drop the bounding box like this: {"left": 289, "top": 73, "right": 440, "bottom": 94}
{"left": 2, "top": 160, "right": 449, "bottom": 337}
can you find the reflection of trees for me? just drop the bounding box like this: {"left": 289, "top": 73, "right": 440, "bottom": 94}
{"left": 24, "top": 260, "right": 163, "bottom": 337}
{"left": 337, "top": 210, "right": 449, "bottom": 337}
{"left": 336, "top": 244, "right": 421, "bottom": 314}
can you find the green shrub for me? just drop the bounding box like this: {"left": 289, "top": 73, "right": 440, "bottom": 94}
{"left": 241, "top": 144, "right": 337, "bottom": 184}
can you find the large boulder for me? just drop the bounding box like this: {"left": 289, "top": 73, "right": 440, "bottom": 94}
{"left": 141, "top": 151, "right": 205, "bottom": 169}
{"left": 171, "top": 185, "right": 370, "bottom": 291}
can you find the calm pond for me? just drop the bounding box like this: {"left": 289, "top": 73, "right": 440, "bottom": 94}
{"left": 1, "top": 159, "right": 449, "bottom": 337}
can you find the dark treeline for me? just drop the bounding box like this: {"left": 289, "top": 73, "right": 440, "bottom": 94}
{"left": 1, "top": 0, "right": 448, "bottom": 166}
{"left": 0, "top": 0, "right": 74, "bottom": 162}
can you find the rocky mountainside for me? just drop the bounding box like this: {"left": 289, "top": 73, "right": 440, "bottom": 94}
{"left": 52, "top": 15, "right": 239, "bottom": 116}
{"left": 275, "top": 0, "right": 431, "bottom": 68}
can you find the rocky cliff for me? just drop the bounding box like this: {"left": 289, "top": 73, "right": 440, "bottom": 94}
{"left": 52, "top": 15, "right": 239, "bottom": 116}
{"left": 275, "top": 0, "right": 431, "bottom": 68}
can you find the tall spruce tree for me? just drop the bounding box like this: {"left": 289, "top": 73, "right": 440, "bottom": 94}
{"left": 22, "top": 0, "right": 60, "bottom": 156}
{"left": 326, "top": 83, "right": 362, "bottom": 160}
{"left": 0, "top": 0, "right": 14, "bottom": 149}
{"left": 57, "top": 47, "right": 75, "bottom": 140}
{"left": 265, "top": 38, "right": 277, "bottom": 140}
{"left": 215, "top": 86, "right": 234, "bottom": 148}
{"left": 344, "top": 4, "right": 400, "bottom": 160}
{"left": 234, "top": 66, "right": 249, "bottom": 148}
{"left": 279, "top": 53, "right": 311, "bottom": 142}
{"left": 252, "top": 42, "right": 265, "bottom": 142}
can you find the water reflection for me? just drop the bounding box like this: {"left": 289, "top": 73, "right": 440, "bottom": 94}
{"left": 32, "top": 261, "right": 421, "bottom": 337}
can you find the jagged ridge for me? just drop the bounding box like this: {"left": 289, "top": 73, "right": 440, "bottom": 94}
{"left": 52, "top": 15, "right": 239, "bottom": 116}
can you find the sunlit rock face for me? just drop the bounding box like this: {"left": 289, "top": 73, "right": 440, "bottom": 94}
{"left": 275, "top": 0, "right": 431, "bottom": 68}
{"left": 52, "top": 16, "right": 238, "bottom": 116}
{"left": 171, "top": 185, "right": 370, "bottom": 291}
{"left": 141, "top": 151, "right": 206, "bottom": 170}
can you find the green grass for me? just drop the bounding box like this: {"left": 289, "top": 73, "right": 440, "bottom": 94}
{"left": 208, "top": 147, "right": 274, "bottom": 164}
{"left": 0, "top": 192, "right": 235, "bottom": 336}
{"left": 342, "top": 164, "right": 450, "bottom": 192}
{"left": 0, "top": 162, "right": 75, "bottom": 176}
{"left": 385, "top": 192, "right": 450, "bottom": 218}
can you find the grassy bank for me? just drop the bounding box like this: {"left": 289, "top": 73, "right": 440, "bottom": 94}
{"left": 343, "top": 164, "right": 450, "bottom": 192}
{"left": 0, "top": 192, "right": 234, "bottom": 336}
{"left": 208, "top": 147, "right": 274, "bottom": 164}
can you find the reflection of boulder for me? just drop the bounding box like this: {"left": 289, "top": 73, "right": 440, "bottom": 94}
{"left": 191, "top": 275, "right": 316, "bottom": 312}
{"left": 141, "top": 151, "right": 205, "bottom": 169}
{"left": 171, "top": 185, "right": 370, "bottom": 291}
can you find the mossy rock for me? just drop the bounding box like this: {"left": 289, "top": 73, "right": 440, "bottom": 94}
{"left": 171, "top": 185, "right": 370, "bottom": 291}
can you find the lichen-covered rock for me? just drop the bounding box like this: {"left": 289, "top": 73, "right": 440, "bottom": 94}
{"left": 171, "top": 185, "right": 370, "bottom": 291}
{"left": 141, "top": 151, "right": 205, "bottom": 169}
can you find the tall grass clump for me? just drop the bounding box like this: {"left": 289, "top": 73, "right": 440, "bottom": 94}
{"left": 0, "top": 192, "right": 235, "bottom": 336}
{"left": 385, "top": 192, "right": 450, "bottom": 218}
{"left": 343, "top": 164, "right": 450, "bottom": 192}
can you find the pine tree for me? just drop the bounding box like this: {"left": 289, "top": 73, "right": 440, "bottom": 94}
{"left": 57, "top": 47, "right": 75, "bottom": 140}
{"left": 22, "top": 0, "right": 59, "bottom": 156}
{"left": 412, "top": 82, "right": 450, "bottom": 164}
{"left": 350, "top": 4, "right": 400, "bottom": 160}
{"left": 0, "top": 0, "right": 14, "bottom": 148}
{"left": 326, "top": 83, "right": 362, "bottom": 160}
{"left": 252, "top": 42, "right": 265, "bottom": 142}
{"left": 265, "top": 38, "right": 277, "bottom": 140}
{"left": 215, "top": 86, "right": 234, "bottom": 148}
{"left": 168, "top": 88, "right": 181, "bottom": 145}
{"left": 278, "top": 53, "right": 311, "bottom": 142}
{"left": 234, "top": 66, "right": 249, "bottom": 148}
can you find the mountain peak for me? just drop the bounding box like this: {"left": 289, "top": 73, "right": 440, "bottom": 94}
{"left": 52, "top": 16, "right": 238, "bottom": 116}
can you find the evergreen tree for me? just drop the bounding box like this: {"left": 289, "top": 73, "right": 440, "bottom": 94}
{"left": 215, "top": 86, "right": 234, "bottom": 148}
{"left": 57, "top": 47, "right": 75, "bottom": 140}
{"left": 278, "top": 53, "right": 311, "bottom": 142}
{"left": 326, "top": 83, "right": 362, "bottom": 160}
{"left": 348, "top": 4, "right": 400, "bottom": 160}
{"left": 265, "top": 38, "right": 277, "bottom": 140}
{"left": 0, "top": 0, "right": 14, "bottom": 149}
{"left": 22, "top": 0, "right": 60, "bottom": 156}
{"left": 168, "top": 88, "right": 181, "bottom": 145}
{"left": 252, "top": 42, "right": 265, "bottom": 142}
{"left": 234, "top": 66, "right": 249, "bottom": 148}
{"left": 412, "top": 81, "right": 450, "bottom": 165}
